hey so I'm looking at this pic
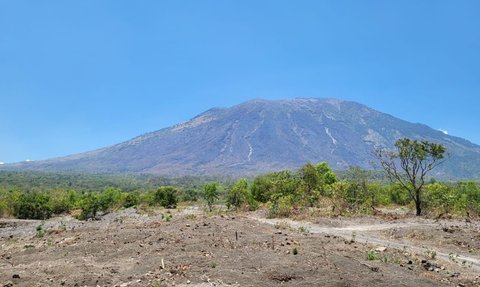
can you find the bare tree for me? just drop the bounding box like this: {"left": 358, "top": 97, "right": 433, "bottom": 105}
{"left": 374, "top": 138, "right": 446, "bottom": 216}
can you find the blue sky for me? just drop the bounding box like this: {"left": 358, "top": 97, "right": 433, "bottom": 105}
{"left": 0, "top": 0, "right": 479, "bottom": 163}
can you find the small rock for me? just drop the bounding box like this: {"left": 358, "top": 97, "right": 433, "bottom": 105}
{"left": 375, "top": 246, "right": 387, "bottom": 252}
{"left": 187, "top": 280, "right": 191, "bottom": 284}
{"left": 3, "top": 281, "right": 13, "bottom": 287}
{"left": 12, "top": 274, "right": 20, "bottom": 279}
{"left": 457, "top": 283, "right": 465, "bottom": 287}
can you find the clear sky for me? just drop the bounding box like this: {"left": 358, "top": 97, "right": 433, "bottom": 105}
{"left": 0, "top": 1, "right": 479, "bottom": 163}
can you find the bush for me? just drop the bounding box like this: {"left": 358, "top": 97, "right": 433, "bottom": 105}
{"left": 48, "top": 189, "right": 79, "bottom": 215}
{"left": 268, "top": 194, "right": 296, "bottom": 218}
{"left": 152, "top": 186, "right": 178, "bottom": 208}
{"left": 251, "top": 175, "right": 275, "bottom": 203}
{"left": 123, "top": 192, "right": 139, "bottom": 208}
{"left": 423, "top": 183, "right": 454, "bottom": 215}
{"left": 78, "top": 192, "right": 101, "bottom": 220}
{"left": 98, "top": 187, "right": 124, "bottom": 212}
{"left": 226, "top": 178, "right": 258, "bottom": 211}
{"left": 179, "top": 188, "right": 198, "bottom": 202}
{"left": 251, "top": 171, "right": 300, "bottom": 203}
{"left": 454, "top": 181, "right": 480, "bottom": 217}
{"left": 388, "top": 183, "right": 411, "bottom": 205}
{"left": 0, "top": 189, "right": 21, "bottom": 217}
{"left": 13, "top": 192, "right": 52, "bottom": 220}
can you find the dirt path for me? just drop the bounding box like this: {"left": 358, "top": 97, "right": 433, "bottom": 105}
{"left": 251, "top": 216, "right": 480, "bottom": 271}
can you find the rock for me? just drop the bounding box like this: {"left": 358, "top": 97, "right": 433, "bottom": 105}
{"left": 3, "top": 281, "right": 13, "bottom": 287}
{"left": 375, "top": 246, "right": 387, "bottom": 252}
{"left": 12, "top": 274, "right": 20, "bottom": 279}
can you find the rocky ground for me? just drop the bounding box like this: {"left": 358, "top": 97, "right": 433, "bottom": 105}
{"left": 1, "top": 206, "right": 479, "bottom": 287}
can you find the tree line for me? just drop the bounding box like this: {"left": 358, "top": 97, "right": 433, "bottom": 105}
{"left": 1, "top": 163, "right": 479, "bottom": 220}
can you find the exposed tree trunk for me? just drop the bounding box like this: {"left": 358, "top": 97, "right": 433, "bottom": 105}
{"left": 415, "top": 190, "right": 422, "bottom": 216}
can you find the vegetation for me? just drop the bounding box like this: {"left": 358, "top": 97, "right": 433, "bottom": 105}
{"left": 151, "top": 186, "right": 178, "bottom": 208}
{"left": 203, "top": 182, "right": 219, "bottom": 212}
{"left": 226, "top": 178, "right": 257, "bottom": 210}
{"left": 374, "top": 138, "right": 446, "bottom": 215}
{"left": 0, "top": 143, "right": 479, "bottom": 220}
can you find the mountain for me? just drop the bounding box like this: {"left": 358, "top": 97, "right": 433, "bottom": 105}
{"left": 6, "top": 98, "right": 480, "bottom": 179}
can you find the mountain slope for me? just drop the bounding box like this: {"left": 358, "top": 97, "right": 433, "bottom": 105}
{"left": 8, "top": 98, "right": 480, "bottom": 179}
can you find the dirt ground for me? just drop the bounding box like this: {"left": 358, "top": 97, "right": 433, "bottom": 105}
{"left": 1, "top": 206, "right": 479, "bottom": 287}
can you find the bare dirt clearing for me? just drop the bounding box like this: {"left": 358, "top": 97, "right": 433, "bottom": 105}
{"left": 1, "top": 207, "right": 479, "bottom": 287}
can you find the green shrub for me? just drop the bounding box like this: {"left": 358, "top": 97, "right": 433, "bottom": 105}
{"left": 98, "top": 187, "right": 124, "bottom": 212}
{"left": 388, "top": 183, "right": 411, "bottom": 205}
{"left": 454, "top": 181, "right": 480, "bottom": 216}
{"left": 366, "top": 250, "right": 379, "bottom": 261}
{"left": 123, "top": 192, "right": 140, "bottom": 208}
{"left": 78, "top": 192, "right": 100, "bottom": 220}
{"left": 268, "top": 194, "right": 296, "bottom": 218}
{"left": 226, "top": 179, "right": 258, "bottom": 211}
{"left": 423, "top": 183, "right": 454, "bottom": 214}
{"left": 179, "top": 188, "right": 198, "bottom": 202}
{"left": 251, "top": 171, "right": 299, "bottom": 203}
{"left": 203, "top": 183, "right": 218, "bottom": 212}
{"left": 152, "top": 186, "right": 178, "bottom": 208}
{"left": 13, "top": 192, "right": 52, "bottom": 220}
{"left": 48, "top": 189, "right": 80, "bottom": 215}
{"left": 36, "top": 224, "right": 45, "bottom": 238}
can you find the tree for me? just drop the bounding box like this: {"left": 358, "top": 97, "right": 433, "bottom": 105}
{"left": 300, "top": 163, "right": 320, "bottom": 204}
{"left": 203, "top": 182, "right": 219, "bottom": 212}
{"left": 374, "top": 138, "right": 446, "bottom": 216}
